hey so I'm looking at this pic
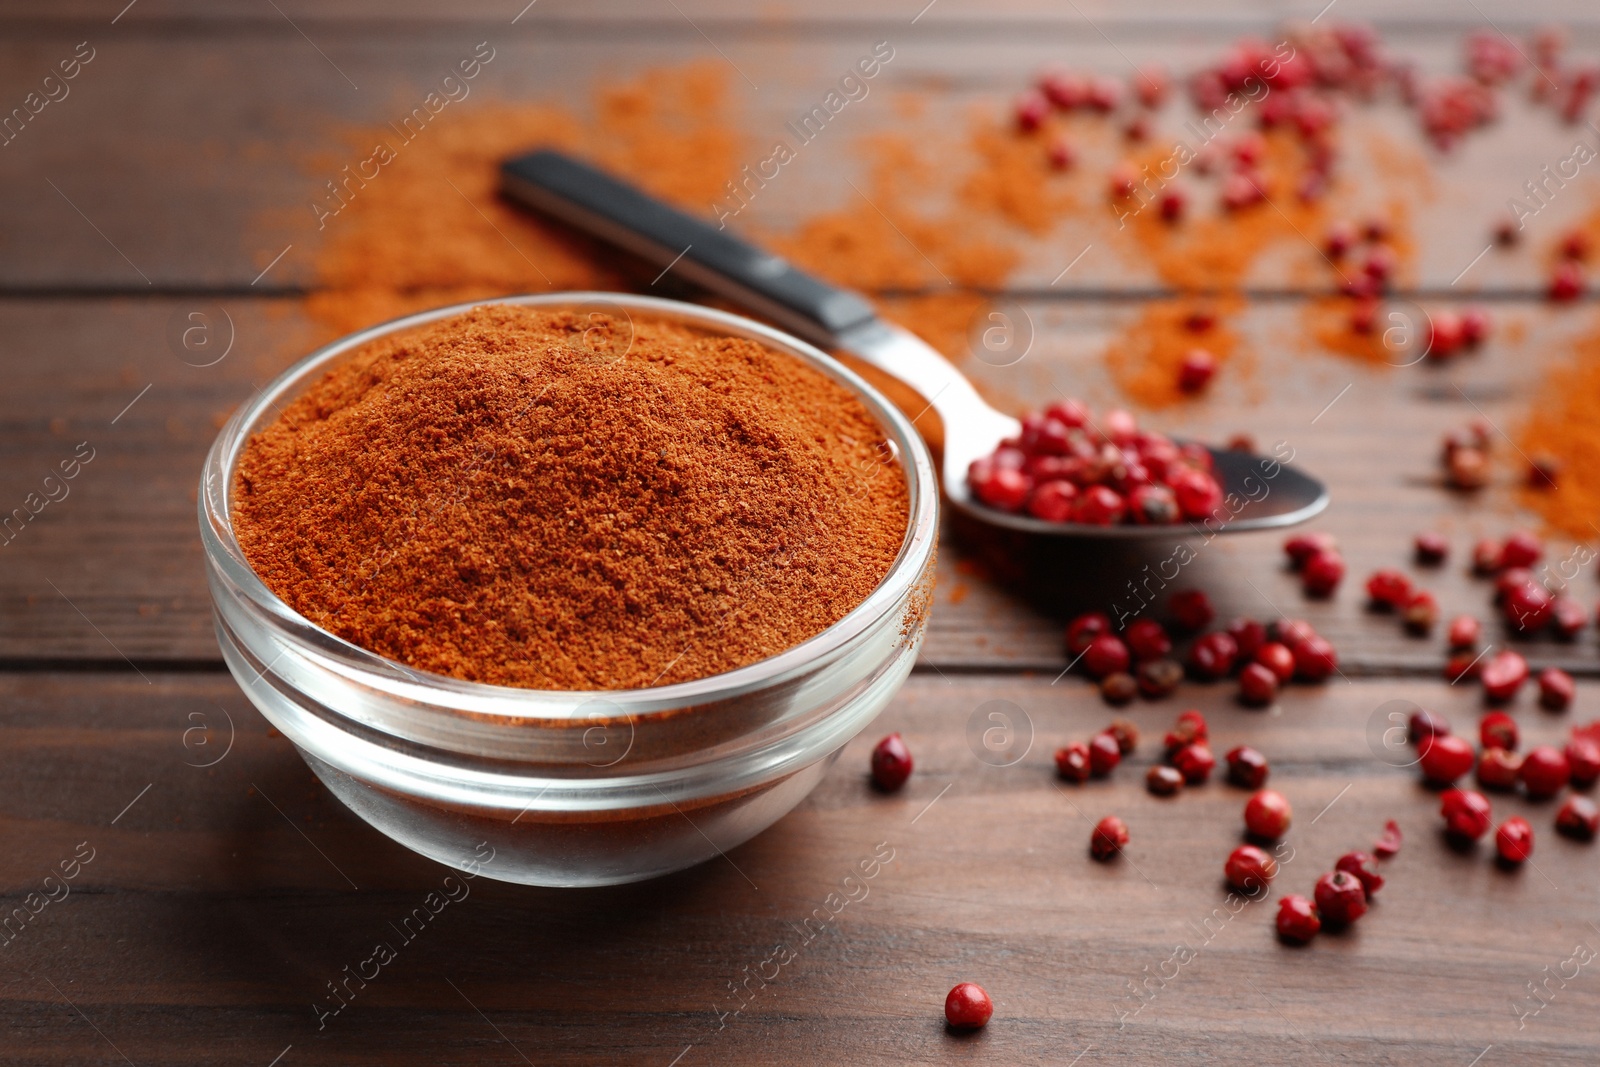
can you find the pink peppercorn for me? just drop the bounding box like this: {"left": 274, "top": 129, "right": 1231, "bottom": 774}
{"left": 1476, "top": 747, "right": 1522, "bottom": 791}
{"left": 1090, "top": 815, "right": 1130, "bottom": 860}
{"left": 944, "top": 982, "right": 993, "bottom": 1030}
{"left": 1169, "top": 590, "right": 1215, "bottom": 631}
{"left": 1566, "top": 737, "right": 1600, "bottom": 788}
{"left": 1254, "top": 642, "right": 1296, "bottom": 683}
{"left": 1495, "top": 817, "right": 1534, "bottom": 863}
{"left": 1276, "top": 894, "right": 1321, "bottom": 943}
{"left": 1088, "top": 732, "right": 1122, "bottom": 777}
{"left": 1188, "top": 632, "right": 1239, "bottom": 680}
{"left": 1123, "top": 618, "right": 1172, "bottom": 661}
{"left": 1520, "top": 745, "right": 1572, "bottom": 799}
{"left": 1172, "top": 743, "right": 1216, "bottom": 785}
{"left": 1480, "top": 711, "right": 1518, "bottom": 751}
{"left": 1314, "top": 870, "right": 1369, "bottom": 925}
{"left": 1481, "top": 651, "right": 1530, "bottom": 703}
{"left": 870, "top": 733, "right": 913, "bottom": 792}
{"left": 1374, "top": 819, "right": 1403, "bottom": 859}
{"left": 1556, "top": 796, "right": 1600, "bottom": 841}
{"left": 1082, "top": 634, "right": 1132, "bottom": 679}
{"left": 1238, "top": 662, "right": 1279, "bottom": 707}
{"left": 1055, "top": 743, "right": 1091, "bottom": 783}
{"left": 1224, "top": 844, "right": 1277, "bottom": 893}
{"left": 1539, "top": 668, "right": 1576, "bottom": 711}
{"left": 1441, "top": 788, "right": 1494, "bottom": 841}
{"left": 1302, "top": 551, "right": 1346, "bottom": 597}
{"left": 1244, "top": 789, "right": 1292, "bottom": 839}
{"left": 1226, "top": 745, "right": 1270, "bottom": 789}
{"left": 1419, "top": 734, "right": 1475, "bottom": 786}
{"left": 1447, "top": 615, "right": 1481, "bottom": 649}
{"left": 1293, "top": 636, "right": 1339, "bottom": 682}
{"left": 1335, "top": 851, "right": 1384, "bottom": 898}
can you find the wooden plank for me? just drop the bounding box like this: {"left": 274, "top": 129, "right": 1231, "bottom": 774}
{"left": 0, "top": 31, "right": 1598, "bottom": 292}
{"left": 1, "top": 295, "right": 1594, "bottom": 677}
{"left": 2, "top": 671, "right": 1597, "bottom": 1064}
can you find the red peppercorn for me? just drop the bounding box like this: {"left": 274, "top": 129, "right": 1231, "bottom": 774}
{"left": 1169, "top": 590, "right": 1215, "bottom": 631}
{"left": 1447, "top": 615, "right": 1481, "bottom": 650}
{"left": 1472, "top": 537, "right": 1504, "bottom": 575}
{"left": 1495, "top": 817, "right": 1534, "bottom": 863}
{"left": 1365, "top": 569, "right": 1413, "bottom": 610}
{"left": 1447, "top": 447, "right": 1489, "bottom": 490}
{"left": 1445, "top": 651, "right": 1484, "bottom": 683}
{"left": 1335, "top": 850, "right": 1384, "bottom": 898}
{"left": 1283, "top": 532, "right": 1337, "bottom": 569}
{"left": 1244, "top": 789, "right": 1292, "bottom": 840}
{"left": 1046, "top": 135, "right": 1076, "bottom": 170}
{"left": 1082, "top": 634, "right": 1132, "bottom": 679}
{"left": 1226, "top": 745, "right": 1270, "bottom": 789}
{"left": 1100, "top": 672, "right": 1137, "bottom": 706}
{"left": 1172, "top": 742, "right": 1216, "bottom": 785}
{"left": 1324, "top": 222, "right": 1355, "bottom": 258}
{"left": 1123, "top": 618, "right": 1172, "bottom": 662}
{"left": 1461, "top": 307, "right": 1492, "bottom": 346}
{"left": 1014, "top": 89, "right": 1051, "bottom": 131}
{"left": 1419, "top": 734, "right": 1475, "bottom": 786}
{"left": 1501, "top": 530, "right": 1544, "bottom": 568}
{"left": 1414, "top": 531, "right": 1449, "bottom": 564}
{"left": 1503, "top": 580, "right": 1554, "bottom": 633}
{"left": 1477, "top": 747, "right": 1522, "bottom": 791}
{"left": 1402, "top": 590, "right": 1438, "bottom": 634}
{"left": 1276, "top": 894, "right": 1321, "bottom": 943}
{"left": 1170, "top": 467, "right": 1223, "bottom": 521}
{"left": 1529, "top": 453, "right": 1563, "bottom": 491}
{"left": 1277, "top": 620, "right": 1317, "bottom": 654}
{"left": 1146, "top": 765, "right": 1184, "bottom": 796}
{"left": 1292, "top": 635, "right": 1339, "bottom": 682}
{"left": 1136, "top": 658, "right": 1183, "bottom": 698}
{"left": 1441, "top": 788, "right": 1493, "bottom": 841}
{"left": 1128, "top": 484, "right": 1179, "bottom": 525}
{"left": 870, "top": 733, "right": 913, "bottom": 792}
{"left": 1409, "top": 708, "right": 1452, "bottom": 743}
{"left": 1253, "top": 642, "right": 1295, "bottom": 683}
{"left": 1188, "top": 632, "right": 1239, "bottom": 680}
{"left": 1167, "top": 709, "right": 1208, "bottom": 748}
{"left": 1481, "top": 651, "right": 1530, "bottom": 703}
{"left": 1520, "top": 745, "right": 1572, "bottom": 799}
{"left": 1556, "top": 795, "right": 1600, "bottom": 840}
{"left": 1302, "top": 551, "right": 1345, "bottom": 597}
{"left": 1549, "top": 260, "right": 1583, "bottom": 302}
{"left": 1090, "top": 815, "right": 1129, "bottom": 860}
{"left": 1104, "top": 719, "right": 1139, "bottom": 755}
{"left": 1026, "top": 480, "right": 1079, "bottom": 522}
{"left": 1539, "top": 668, "right": 1575, "bottom": 711}
{"left": 1178, "top": 348, "right": 1216, "bottom": 393}
{"left": 1566, "top": 737, "right": 1600, "bottom": 788}
{"left": 1065, "top": 612, "right": 1113, "bottom": 656}
{"left": 1238, "top": 662, "right": 1279, "bottom": 707}
{"left": 1374, "top": 819, "right": 1403, "bottom": 859}
{"left": 944, "top": 982, "right": 993, "bottom": 1030}
{"left": 1040, "top": 69, "right": 1086, "bottom": 109}
{"left": 1314, "top": 870, "right": 1369, "bottom": 925}
{"left": 1561, "top": 229, "right": 1591, "bottom": 261}
{"left": 1551, "top": 597, "right": 1587, "bottom": 639}
{"left": 1225, "top": 618, "right": 1267, "bottom": 661}
{"left": 1088, "top": 732, "right": 1122, "bottom": 777}
{"left": 1055, "top": 742, "right": 1091, "bottom": 783}
{"left": 1480, "top": 711, "right": 1518, "bottom": 751}
{"left": 1073, "top": 485, "right": 1127, "bottom": 526}
{"left": 1224, "top": 844, "right": 1277, "bottom": 893}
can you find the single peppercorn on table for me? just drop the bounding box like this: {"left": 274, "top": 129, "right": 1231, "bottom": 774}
{"left": 6, "top": 3, "right": 1600, "bottom": 1065}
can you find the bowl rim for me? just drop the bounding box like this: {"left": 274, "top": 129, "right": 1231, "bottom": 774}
{"left": 200, "top": 291, "right": 939, "bottom": 723}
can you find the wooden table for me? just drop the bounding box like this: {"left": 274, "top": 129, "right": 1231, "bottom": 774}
{"left": 5, "top": 2, "right": 1600, "bottom": 1063}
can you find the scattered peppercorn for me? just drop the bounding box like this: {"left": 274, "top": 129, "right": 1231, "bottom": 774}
{"left": 1480, "top": 711, "right": 1518, "bottom": 751}
{"left": 1244, "top": 789, "right": 1292, "bottom": 840}
{"left": 1481, "top": 651, "right": 1530, "bottom": 703}
{"left": 1169, "top": 589, "right": 1215, "bottom": 631}
{"left": 1414, "top": 531, "right": 1449, "bottom": 564}
{"left": 1441, "top": 788, "right": 1494, "bottom": 842}
{"left": 1088, "top": 732, "right": 1123, "bottom": 777}
{"left": 1556, "top": 795, "right": 1599, "bottom": 840}
{"left": 1476, "top": 747, "right": 1522, "bottom": 791}
{"left": 1539, "top": 667, "right": 1575, "bottom": 711}
{"left": 1314, "top": 870, "right": 1369, "bottom": 925}
{"left": 1374, "top": 819, "right": 1403, "bottom": 859}
{"left": 1091, "top": 815, "right": 1130, "bottom": 860}
{"left": 1276, "top": 894, "right": 1321, "bottom": 943}
{"left": 1419, "top": 734, "right": 1476, "bottom": 786}
{"left": 1334, "top": 851, "right": 1384, "bottom": 898}
{"left": 1136, "top": 658, "right": 1184, "bottom": 698}
{"left": 1147, "top": 765, "right": 1185, "bottom": 796}
{"left": 1100, "top": 671, "right": 1138, "bottom": 706}
{"left": 1055, "top": 743, "right": 1092, "bottom": 783}
{"left": 1495, "top": 816, "right": 1535, "bottom": 863}
{"left": 1172, "top": 743, "right": 1216, "bottom": 784}
{"left": 871, "top": 734, "right": 914, "bottom": 792}
{"left": 1238, "top": 662, "right": 1279, "bottom": 706}
{"left": 944, "top": 982, "right": 994, "bottom": 1030}
{"left": 1105, "top": 719, "right": 1139, "bottom": 755}
{"left": 1520, "top": 745, "right": 1572, "bottom": 799}
{"left": 1225, "top": 844, "right": 1277, "bottom": 893}
{"left": 1227, "top": 745, "right": 1270, "bottom": 789}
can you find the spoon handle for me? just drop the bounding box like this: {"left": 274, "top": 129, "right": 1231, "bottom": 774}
{"left": 500, "top": 149, "right": 878, "bottom": 349}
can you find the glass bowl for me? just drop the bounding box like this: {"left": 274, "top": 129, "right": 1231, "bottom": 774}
{"left": 199, "top": 293, "right": 938, "bottom": 887}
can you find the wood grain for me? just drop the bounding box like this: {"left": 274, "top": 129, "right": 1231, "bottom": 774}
{"left": 1, "top": 671, "right": 1596, "bottom": 1066}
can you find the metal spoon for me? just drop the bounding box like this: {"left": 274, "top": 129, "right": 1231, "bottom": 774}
{"left": 499, "top": 149, "right": 1329, "bottom": 537}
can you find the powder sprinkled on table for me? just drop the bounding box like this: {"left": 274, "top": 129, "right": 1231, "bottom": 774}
{"left": 232, "top": 305, "right": 909, "bottom": 690}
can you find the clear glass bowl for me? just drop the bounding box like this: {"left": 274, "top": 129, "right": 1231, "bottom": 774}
{"left": 199, "top": 293, "right": 938, "bottom": 886}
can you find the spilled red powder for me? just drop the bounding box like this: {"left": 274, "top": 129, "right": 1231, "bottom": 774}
{"left": 1105, "top": 297, "right": 1245, "bottom": 408}
{"left": 1517, "top": 310, "right": 1600, "bottom": 541}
